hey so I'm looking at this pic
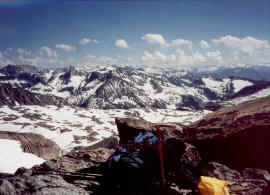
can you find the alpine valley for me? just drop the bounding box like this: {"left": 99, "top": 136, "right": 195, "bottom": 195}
{"left": 0, "top": 64, "right": 270, "bottom": 194}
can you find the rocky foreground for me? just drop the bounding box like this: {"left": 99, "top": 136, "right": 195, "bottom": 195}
{"left": 0, "top": 96, "right": 270, "bottom": 194}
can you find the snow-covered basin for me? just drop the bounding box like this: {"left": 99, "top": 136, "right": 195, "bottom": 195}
{"left": 0, "top": 139, "right": 45, "bottom": 174}
{"left": 0, "top": 105, "right": 210, "bottom": 151}
{"left": 0, "top": 105, "right": 211, "bottom": 173}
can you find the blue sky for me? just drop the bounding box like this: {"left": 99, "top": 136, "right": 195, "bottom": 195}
{"left": 0, "top": 0, "right": 270, "bottom": 69}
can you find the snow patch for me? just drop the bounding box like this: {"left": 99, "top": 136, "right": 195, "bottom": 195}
{"left": 231, "top": 87, "right": 270, "bottom": 104}
{"left": 0, "top": 139, "right": 45, "bottom": 174}
{"left": 202, "top": 77, "right": 231, "bottom": 96}
{"left": 232, "top": 80, "right": 253, "bottom": 93}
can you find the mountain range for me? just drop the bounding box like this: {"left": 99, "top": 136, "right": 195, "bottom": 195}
{"left": 1, "top": 64, "right": 270, "bottom": 111}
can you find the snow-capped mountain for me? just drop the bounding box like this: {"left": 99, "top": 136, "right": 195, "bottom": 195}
{"left": 198, "top": 64, "right": 270, "bottom": 81}
{"left": 1, "top": 64, "right": 270, "bottom": 110}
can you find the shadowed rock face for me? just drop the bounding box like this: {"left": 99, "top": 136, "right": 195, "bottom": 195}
{"left": 184, "top": 96, "right": 270, "bottom": 170}
{"left": 0, "top": 84, "right": 66, "bottom": 107}
{"left": 190, "top": 126, "right": 270, "bottom": 170}
{"left": 115, "top": 117, "right": 153, "bottom": 144}
{"left": 0, "top": 131, "right": 61, "bottom": 160}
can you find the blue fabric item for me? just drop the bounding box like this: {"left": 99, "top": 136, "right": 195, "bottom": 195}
{"left": 119, "top": 147, "right": 128, "bottom": 153}
{"left": 134, "top": 132, "right": 144, "bottom": 143}
{"left": 108, "top": 147, "right": 128, "bottom": 167}
{"left": 134, "top": 132, "right": 158, "bottom": 145}
{"left": 112, "top": 147, "right": 128, "bottom": 162}
{"left": 121, "top": 152, "right": 143, "bottom": 168}
{"left": 113, "top": 155, "right": 121, "bottom": 162}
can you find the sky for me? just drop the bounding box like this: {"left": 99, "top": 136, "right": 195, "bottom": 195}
{"left": 0, "top": 0, "right": 270, "bottom": 69}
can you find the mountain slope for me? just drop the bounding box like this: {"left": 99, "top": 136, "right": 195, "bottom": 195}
{"left": 0, "top": 84, "right": 66, "bottom": 106}
{"left": 2, "top": 64, "right": 270, "bottom": 110}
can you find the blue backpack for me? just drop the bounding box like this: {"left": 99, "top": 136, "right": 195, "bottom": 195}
{"left": 108, "top": 132, "right": 158, "bottom": 169}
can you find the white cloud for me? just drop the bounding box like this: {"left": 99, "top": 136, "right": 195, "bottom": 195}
{"left": 79, "top": 38, "right": 99, "bottom": 45}
{"left": 40, "top": 46, "right": 57, "bottom": 58}
{"left": 200, "top": 40, "right": 210, "bottom": 49}
{"left": 140, "top": 48, "right": 227, "bottom": 67}
{"left": 171, "top": 39, "right": 193, "bottom": 49}
{"left": 141, "top": 34, "right": 169, "bottom": 47}
{"left": 141, "top": 49, "right": 209, "bottom": 66}
{"left": 206, "top": 50, "right": 223, "bottom": 63}
{"left": 115, "top": 39, "right": 129, "bottom": 48}
{"left": 0, "top": 52, "right": 2, "bottom": 58}
{"left": 141, "top": 51, "right": 154, "bottom": 61}
{"left": 212, "top": 35, "right": 270, "bottom": 55}
{"left": 17, "top": 48, "right": 32, "bottom": 56}
{"left": 56, "top": 44, "right": 75, "bottom": 52}
{"left": 154, "top": 51, "right": 167, "bottom": 61}
{"left": 141, "top": 51, "right": 169, "bottom": 62}
{"left": 175, "top": 49, "right": 207, "bottom": 65}
{"left": 79, "top": 54, "right": 119, "bottom": 65}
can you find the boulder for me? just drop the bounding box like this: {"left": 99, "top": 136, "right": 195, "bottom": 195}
{"left": 76, "top": 136, "right": 119, "bottom": 151}
{"left": 200, "top": 162, "right": 269, "bottom": 195}
{"left": 242, "top": 168, "right": 270, "bottom": 183}
{"left": 184, "top": 96, "right": 270, "bottom": 170}
{"left": 0, "top": 174, "right": 89, "bottom": 195}
{"left": 115, "top": 117, "right": 185, "bottom": 144}
{"left": 0, "top": 131, "right": 61, "bottom": 160}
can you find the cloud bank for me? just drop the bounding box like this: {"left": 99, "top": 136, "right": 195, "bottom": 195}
{"left": 56, "top": 44, "right": 75, "bottom": 52}
{"left": 141, "top": 34, "right": 169, "bottom": 48}
{"left": 0, "top": 35, "right": 269, "bottom": 69}
{"left": 79, "top": 38, "right": 99, "bottom": 45}
{"left": 200, "top": 40, "right": 210, "bottom": 49}
{"left": 212, "top": 35, "right": 270, "bottom": 56}
{"left": 115, "top": 39, "right": 129, "bottom": 48}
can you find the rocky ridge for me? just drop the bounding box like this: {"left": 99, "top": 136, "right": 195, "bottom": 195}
{"left": 0, "top": 84, "right": 66, "bottom": 107}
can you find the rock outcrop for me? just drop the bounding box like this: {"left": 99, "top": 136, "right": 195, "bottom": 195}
{"left": 200, "top": 162, "right": 269, "bottom": 195}
{"left": 0, "top": 147, "right": 114, "bottom": 195}
{"left": 0, "top": 84, "right": 66, "bottom": 106}
{"left": 1, "top": 143, "right": 268, "bottom": 195}
{"left": 185, "top": 95, "right": 270, "bottom": 170}
{"left": 115, "top": 117, "right": 185, "bottom": 144}
{"left": 0, "top": 131, "right": 61, "bottom": 160}
{"left": 0, "top": 174, "right": 89, "bottom": 195}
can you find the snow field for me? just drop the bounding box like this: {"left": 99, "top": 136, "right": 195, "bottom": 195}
{"left": 0, "top": 105, "right": 210, "bottom": 152}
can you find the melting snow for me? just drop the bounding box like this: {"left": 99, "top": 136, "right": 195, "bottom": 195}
{"left": 230, "top": 87, "right": 270, "bottom": 104}
{"left": 202, "top": 77, "right": 231, "bottom": 96}
{"left": 0, "top": 105, "right": 210, "bottom": 152}
{"left": 0, "top": 139, "right": 45, "bottom": 174}
{"left": 232, "top": 80, "right": 253, "bottom": 93}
